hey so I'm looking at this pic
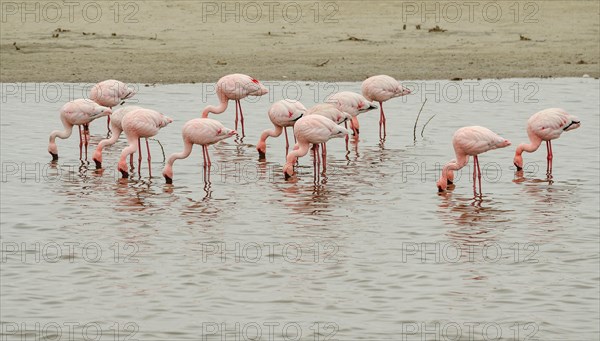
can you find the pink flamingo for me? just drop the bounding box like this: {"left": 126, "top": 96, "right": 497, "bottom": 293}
{"left": 361, "top": 75, "right": 411, "bottom": 139}
{"left": 117, "top": 109, "right": 172, "bottom": 178}
{"left": 257, "top": 99, "right": 306, "bottom": 159}
{"left": 93, "top": 106, "right": 142, "bottom": 169}
{"left": 90, "top": 80, "right": 136, "bottom": 133}
{"left": 201, "top": 74, "right": 268, "bottom": 136}
{"left": 326, "top": 91, "right": 378, "bottom": 137}
{"left": 437, "top": 126, "right": 511, "bottom": 196}
{"left": 513, "top": 108, "right": 580, "bottom": 174}
{"left": 48, "top": 99, "right": 112, "bottom": 160}
{"left": 283, "top": 115, "right": 349, "bottom": 180}
{"left": 305, "top": 103, "right": 352, "bottom": 163}
{"left": 163, "top": 118, "right": 237, "bottom": 184}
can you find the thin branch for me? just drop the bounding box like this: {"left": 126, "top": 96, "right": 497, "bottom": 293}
{"left": 421, "top": 114, "right": 437, "bottom": 138}
{"left": 149, "top": 138, "right": 166, "bottom": 162}
{"left": 413, "top": 98, "right": 427, "bottom": 142}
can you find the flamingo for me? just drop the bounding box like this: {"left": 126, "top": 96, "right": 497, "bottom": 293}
{"left": 257, "top": 99, "right": 306, "bottom": 160}
{"left": 92, "top": 106, "right": 143, "bottom": 169}
{"left": 513, "top": 108, "right": 581, "bottom": 174}
{"left": 117, "top": 109, "right": 172, "bottom": 178}
{"left": 90, "top": 80, "right": 136, "bottom": 133}
{"left": 305, "top": 103, "right": 352, "bottom": 164}
{"left": 437, "top": 126, "right": 511, "bottom": 196}
{"left": 163, "top": 118, "right": 237, "bottom": 184}
{"left": 48, "top": 99, "right": 112, "bottom": 160}
{"left": 283, "top": 115, "right": 349, "bottom": 180}
{"left": 326, "top": 91, "right": 378, "bottom": 137}
{"left": 201, "top": 74, "right": 268, "bottom": 136}
{"left": 361, "top": 75, "right": 411, "bottom": 139}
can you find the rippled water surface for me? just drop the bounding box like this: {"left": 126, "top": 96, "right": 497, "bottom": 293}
{"left": 1, "top": 79, "right": 599, "bottom": 340}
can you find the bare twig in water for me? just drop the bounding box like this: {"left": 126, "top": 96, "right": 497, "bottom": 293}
{"left": 413, "top": 98, "right": 428, "bottom": 142}
{"left": 149, "top": 138, "right": 166, "bottom": 162}
{"left": 421, "top": 114, "right": 437, "bottom": 138}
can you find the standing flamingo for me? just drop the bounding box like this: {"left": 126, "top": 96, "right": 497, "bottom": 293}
{"left": 201, "top": 74, "right": 268, "bottom": 136}
{"left": 513, "top": 108, "right": 581, "bottom": 174}
{"left": 283, "top": 115, "right": 349, "bottom": 180}
{"left": 90, "top": 80, "right": 136, "bottom": 133}
{"left": 163, "top": 118, "right": 236, "bottom": 184}
{"left": 93, "top": 106, "right": 143, "bottom": 169}
{"left": 361, "top": 75, "right": 411, "bottom": 139}
{"left": 257, "top": 100, "right": 305, "bottom": 160}
{"left": 48, "top": 99, "right": 112, "bottom": 160}
{"left": 118, "top": 109, "right": 172, "bottom": 178}
{"left": 326, "top": 91, "right": 378, "bottom": 137}
{"left": 437, "top": 126, "right": 511, "bottom": 196}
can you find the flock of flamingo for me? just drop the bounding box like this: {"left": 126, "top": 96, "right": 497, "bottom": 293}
{"left": 47, "top": 74, "right": 581, "bottom": 195}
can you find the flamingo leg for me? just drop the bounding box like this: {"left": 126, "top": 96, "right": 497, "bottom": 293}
{"left": 284, "top": 127, "right": 290, "bottom": 157}
{"left": 312, "top": 144, "right": 317, "bottom": 178}
{"left": 546, "top": 140, "right": 553, "bottom": 175}
{"left": 202, "top": 145, "right": 207, "bottom": 168}
{"left": 78, "top": 125, "right": 83, "bottom": 159}
{"left": 476, "top": 155, "right": 482, "bottom": 196}
{"left": 146, "top": 138, "right": 152, "bottom": 178}
{"left": 322, "top": 143, "right": 327, "bottom": 173}
{"left": 472, "top": 156, "right": 478, "bottom": 197}
{"left": 137, "top": 138, "right": 142, "bottom": 175}
{"left": 107, "top": 115, "right": 111, "bottom": 136}
{"left": 83, "top": 124, "right": 89, "bottom": 160}
{"left": 130, "top": 154, "right": 134, "bottom": 169}
{"left": 205, "top": 145, "right": 212, "bottom": 167}
{"left": 234, "top": 100, "right": 239, "bottom": 131}
{"left": 379, "top": 101, "right": 386, "bottom": 139}
{"left": 238, "top": 100, "right": 245, "bottom": 137}
{"left": 344, "top": 122, "right": 349, "bottom": 151}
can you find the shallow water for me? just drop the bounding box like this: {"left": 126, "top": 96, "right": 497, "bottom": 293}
{"left": 1, "top": 79, "right": 599, "bottom": 340}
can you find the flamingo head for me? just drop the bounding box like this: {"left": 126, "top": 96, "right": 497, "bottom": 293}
{"left": 359, "top": 101, "right": 378, "bottom": 114}
{"left": 163, "top": 164, "right": 174, "bottom": 184}
{"left": 437, "top": 164, "right": 455, "bottom": 192}
{"left": 48, "top": 142, "right": 58, "bottom": 161}
{"left": 159, "top": 114, "right": 173, "bottom": 128}
{"left": 331, "top": 125, "right": 350, "bottom": 139}
{"left": 564, "top": 115, "right": 581, "bottom": 131}
{"left": 118, "top": 160, "right": 129, "bottom": 179}
{"left": 398, "top": 85, "right": 412, "bottom": 96}
{"left": 256, "top": 140, "right": 267, "bottom": 159}
{"left": 283, "top": 162, "right": 295, "bottom": 180}
{"left": 93, "top": 148, "right": 103, "bottom": 169}
{"left": 247, "top": 79, "right": 269, "bottom": 96}
{"left": 93, "top": 105, "right": 112, "bottom": 119}
{"left": 513, "top": 154, "right": 524, "bottom": 171}
{"left": 496, "top": 138, "right": 511, "bottom": 148}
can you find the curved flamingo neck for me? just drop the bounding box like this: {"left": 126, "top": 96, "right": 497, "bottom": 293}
{"left": 97, "top": 127, "right": 122, "bottom": 150}
{"left": 202, "top": 97, "right": 229, "bottom": 117}
{"left": 119, "top": 135, "right": 140, "bottom": 170}
{"left": 440, "top": 152, "right": 469, "bottom": 183}
{"left": 49, "top": 121, "right": 74, "bottom": 143}
{"left": 286, "top": 141, "right": 310, "bottom": 165}
{"left": 260, "top": 125, "right": 283, "bottom": 143}
{"left": 167, "top": 140, "right": 194, "bottom": 166}
{"left": 515, "top": 133, "right": 542, "bottom": 156}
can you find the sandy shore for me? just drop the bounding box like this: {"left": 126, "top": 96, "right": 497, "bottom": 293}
{"left": 1, "top": 0, "right": 598, "bottom": 83}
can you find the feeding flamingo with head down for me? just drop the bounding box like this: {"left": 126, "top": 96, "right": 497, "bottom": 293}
{"left": 256, "top": 99, "right": 306, "bottom": 160}
{"left": 437, "top": 126, "right": 511, "bottom": 196}
{"left": 361, "top": 75, "right": 411, "bottom": 139}
{"left": 513, "top": 108, "right": 580, "bottom": 175}
{"left": 90, "top": 80, "right": 136, "bottom": 134}
{"left": 48, "top": 99, "right": 112, "bottom": 161}
{"left": 93, "top": 105, "right": 143, "bottom": 169}
{"left": 283, "top": 115, "right": 349, "bottom": 180}
{"left": 201, "top": 73, "right": 268, "bottom": 136}
{"left": 117, "top": 108, "right": 172, "bottom": 179}
{"left": 163, "top": 118, "right": 236, "bottom": 184}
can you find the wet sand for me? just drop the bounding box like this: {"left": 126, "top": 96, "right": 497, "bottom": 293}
{"left": 1, "top": 0, "right": 598, "bottom": 83}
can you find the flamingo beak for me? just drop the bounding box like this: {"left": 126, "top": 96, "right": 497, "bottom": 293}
{"left": 49, "top": 152, "right": 58, "bottom": 161}
{"left": 120, "top": 170, "right": 129, "bottom": 179}
{"left": 94, "top": 159, "right": 102, "bottom": 169}
{"left": 514, "top": 163, "right": 523, "bottom": 171}
{"left": 164, "top": 175, "right": 173, "bottom": 184}
{"left": 293, "top": 114, "right": 303, "bottom": 122}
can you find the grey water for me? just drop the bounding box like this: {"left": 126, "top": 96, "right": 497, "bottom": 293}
{"left": 1, "top": 78, "right": 598, "bottom": 341}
